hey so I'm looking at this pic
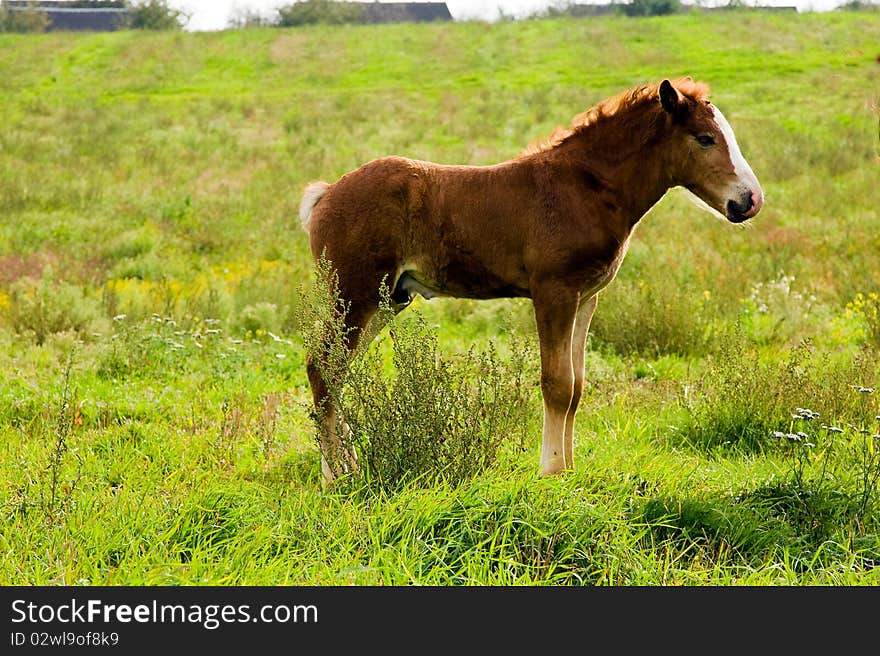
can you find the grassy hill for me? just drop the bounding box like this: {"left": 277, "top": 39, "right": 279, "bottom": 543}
{"left": 1, "top": 12, "right": 879, "bottom": 584}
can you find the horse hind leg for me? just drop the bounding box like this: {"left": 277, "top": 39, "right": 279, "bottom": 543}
{"left": 563, "top": 294, "right": 598, "bottom": 469}
{"left": 306, "top": 357, "right": 355, "bottom": 484}
{"left": 307, "top": 301, "right": 376, "bottom": 484}
{"left": 307, "top": 257, "right": 412, "bottom": 484}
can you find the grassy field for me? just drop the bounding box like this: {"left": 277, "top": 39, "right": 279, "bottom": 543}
{"left": 1, "top": 11, "right": 879, "bottom": 585}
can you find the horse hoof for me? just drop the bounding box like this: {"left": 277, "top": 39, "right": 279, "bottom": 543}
{"left": 539, "top": 462, "right": 570, "bottom": 477}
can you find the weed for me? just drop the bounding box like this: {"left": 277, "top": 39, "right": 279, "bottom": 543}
{"left": 590, "top": 269, "right": 716, "bottom": 358}
{"left": 236, "top": 302, "right": 282, "bottom": 336}
{"left": 298, "top": 258, "right": 536, "bottom": 491}
{"left": 767, "top": 388, "right": 880, "bottom": 542}
{"left": 671, "top": 330, "right": 811, "bottom": 452}
{"left": 845, "top": 292, "right": 880, "bottom": 348}
{"left": 215, "top": 395, "right": 247, "bottom": 470}
{"left": 13, "top": 354, "right": 86, "bottom": 523}
{"left": 740, "top": 272, "right": 819, "bottom": 346}
{"left": 6, "top": 269, "right": 101, "bottom": 344}
{"left": 97, "top": 313, "right": 227, "bottom": 379}
{"left": 256, "top": 392, "right": 283, "bottom": 461}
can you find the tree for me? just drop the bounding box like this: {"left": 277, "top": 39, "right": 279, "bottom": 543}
{"left": 61, "top": 1, "right": 126, "bottom": 6}
{"left": 0, "top": 1, "right": 48, "bottom": 33}
{"left": 619, "top": 0, "right": 681, "bottom": 16}
{"left": 276, "top": 0, "right": 366, "bottom": 26}
{"left": 126, "top": 0, "right": 189, "bottom": 30}
{"left": 227, "top": 7, "right": 273, "bottom": 29}
{"left": 837, "top": 0, "right": 880, "bottom": 10}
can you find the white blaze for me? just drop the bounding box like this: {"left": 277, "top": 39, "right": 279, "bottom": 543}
{"left": 711, "top": 105, "right": 760, "bottom": 191}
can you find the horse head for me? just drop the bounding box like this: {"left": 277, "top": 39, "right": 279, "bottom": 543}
{"left": 659, "top": 78, "right": 764, "bottom": 223}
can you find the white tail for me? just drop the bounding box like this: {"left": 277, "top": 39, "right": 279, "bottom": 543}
{"left": 299, "top": 181, "right": 329, "bottom": 233}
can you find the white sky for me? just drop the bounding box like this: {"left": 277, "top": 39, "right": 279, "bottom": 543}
{"left": 172, "top": 0, "right": 847, "bottom": 31}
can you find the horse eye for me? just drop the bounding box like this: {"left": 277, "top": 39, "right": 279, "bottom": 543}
{"left": 695, "top": 134, "right": 716, "bottom": 147}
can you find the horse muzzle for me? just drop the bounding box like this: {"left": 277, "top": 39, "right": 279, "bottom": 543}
{"left": 726, "top": 188, "right": 763, "bottom": 223}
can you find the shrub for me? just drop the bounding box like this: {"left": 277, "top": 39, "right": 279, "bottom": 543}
{"left": 590, "top": 275, "right": 716, "bottom": 358}
{"left": 298, "top": 259, "right": 536, "bottom": 492}
{"left": 227, "top": 7, "right": 273, "bottom": 29}
{"left": 845, "top": 292, "right": 880, "bottom": 348}
{"left": 739, "top": 272, "right": 821, "bottom": 347}
{"left": 837, "top": 0, "right": 880, "bottom": 11}
{"left": 235, "top": 302, "right": 281, "bottom": 336}
{"left": 276, "top": 0, "right": 366, "bottom": 26}
{"left": 126, "top": 0, "right": 188, "bottom": 30}
{"left": 619, "top": 0, "right": 681, "bottom": 17}
{"left": 5, "top": 270, "right": 101, "bottom": 344}
{"left": 0, "top": 1, "right": 48, "bottom": 32}
{"left": 672, "top": 330, "right": 878, "bottom": 454}
{"left": 671, "top": 330, "right": 815, "bottom": 452}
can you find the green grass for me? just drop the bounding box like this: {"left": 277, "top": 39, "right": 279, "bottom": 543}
{"left": 1, "top": 11, "right": 880, "bottom": 585}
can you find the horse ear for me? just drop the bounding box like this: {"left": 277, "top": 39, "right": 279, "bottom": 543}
{"left": 659, "top": 79, "right": 683, "bottom": 117}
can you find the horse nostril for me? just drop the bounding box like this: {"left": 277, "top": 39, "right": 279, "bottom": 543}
{"left": 750, "top": 188, "right": 764, "bottom": 213}
{"left": 726, "top": 196, "right": 753, "bottom": 223}
{"left": 735, "top": 190, "right": 759, "bottom": 217}
{"left": 730, "top": 195, "right": 752, "bottom": 214}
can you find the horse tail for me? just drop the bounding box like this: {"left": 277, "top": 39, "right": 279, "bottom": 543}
{"left": 299, "top": 181, "right": 329, "bottom": 233}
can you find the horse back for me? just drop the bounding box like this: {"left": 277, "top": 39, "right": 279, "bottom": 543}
{"left": 307, "top": 156, "right": 424, "bottom": 263}
{"left": 307, "top": 153, "right": 629, "bottom": 301}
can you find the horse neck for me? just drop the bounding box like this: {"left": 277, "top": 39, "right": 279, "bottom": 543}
{"left": 558, "top": 107, "right": 674, "bottom": 223}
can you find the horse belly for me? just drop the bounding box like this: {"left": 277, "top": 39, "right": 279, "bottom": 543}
{"left": 397, "top": 255, "right": 529, "bottom": 302}
{"left": 437, "top": 266, "right": 530, "bottom": 299}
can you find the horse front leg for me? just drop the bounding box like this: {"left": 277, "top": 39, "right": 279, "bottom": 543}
{"left": 564, "top": 294, "right": 598, "bottom": 470}
{"left": 533, "top": 286, "right": 582, "bottom": 476}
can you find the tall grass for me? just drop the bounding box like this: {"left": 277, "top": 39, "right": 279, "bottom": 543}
{"left": 1, "top": 12, "right": 880, "bottom": 584}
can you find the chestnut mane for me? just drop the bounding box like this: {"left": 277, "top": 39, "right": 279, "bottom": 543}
{"left": 521, "top": 77, "right": 711, "bottom": 156}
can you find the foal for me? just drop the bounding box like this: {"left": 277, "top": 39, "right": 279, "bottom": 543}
{"left": 301, "top": 78, "right": 763, "bottom": 482}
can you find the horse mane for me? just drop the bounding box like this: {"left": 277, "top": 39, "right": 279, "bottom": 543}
{"left": 520, "top": 77, "right": 711, "bottom": 156}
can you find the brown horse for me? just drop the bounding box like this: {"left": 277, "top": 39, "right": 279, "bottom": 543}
{"left": 300, "top": 77, "right": 763, "bottom": 483}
